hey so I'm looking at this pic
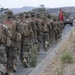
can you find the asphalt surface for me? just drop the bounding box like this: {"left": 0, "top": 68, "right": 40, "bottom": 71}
{"left": 14, "top": 21, "right": 75, "bottom": 75}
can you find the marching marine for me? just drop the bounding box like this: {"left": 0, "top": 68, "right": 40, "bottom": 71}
{"left": 3, "top": 10, "right": 21, "bottom": 75}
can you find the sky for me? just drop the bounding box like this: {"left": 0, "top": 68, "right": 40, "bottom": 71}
{"left": 0, "top": 0, "right": 75, "bottom": 8}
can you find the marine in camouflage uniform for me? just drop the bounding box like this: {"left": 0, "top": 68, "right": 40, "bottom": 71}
{"left": 3, "top": 10, "right": 21, "bottom": 75}
{"left": 0, "top": 23, "right": 11, "bottom": 74}
{"left": 53, "top": 18, "right": 62, "bottom": 42}
{"left": 50, "top": 19, "right": 55, "bottom": 43}
{"left": 30, "top": 12, "right": 37, "bottom": 40}
{"left": 29, "top": 13, "right": 39, "bottom": 66}
{"left": 57, "top": 21, "right": 61, "bottom": 40}
{"left": 53, "top": 19, "right": 58, "bottom": 42}
{"left": 59, "top": 20, "right": 64, "bottom": 33}
{"left": 22, "top": 14, "right": 33, "bottom": 68}
{"left": 34, "top": 13, "right": 42, "bottom": 52}
{"left": 16, "top": 13, "right": 26, "bottom": 62}
{"left": 41, "top": 18, "right": 49, "bottom": 51}
{"left": 16, "top": 13, "right": 33, "bottom": 68}
{"left": 46, "top": 15, "right": 53, "bottom": 45}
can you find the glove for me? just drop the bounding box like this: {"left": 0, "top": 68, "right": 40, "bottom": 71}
{"left": 6, "top": 37, "right": 11, "bottom": 47}
{"left": 16, "top": 33, "right": 21, "bottom": 41}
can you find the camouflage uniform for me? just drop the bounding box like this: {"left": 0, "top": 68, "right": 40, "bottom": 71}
{"left": 17, "top": 14, "right": 32, "bottom": 67}
{"left": 59, "top": 20, "right": 64, "bottom": 33}
{"left": 46, "top": 17, "right": 53, "bottom": 45}
{"left": 3, "top": 10, "right": 21, "bottom": 75}
{"left": 0, "top": 23, "right": 11, "bottom": 74}
{"left": 57, "top": 21, "right": 62, "bottom": 39}
{"left": 50, "top": 19, "right": 55, "bottom": 43}
{"left": 53, "top": 19, "right": 62, "bottom": 42}
{"left": 53, "top": 19, "right": 58, "bottom": 42}
{"left": 34, "top": 14, "right": 42, "bottom": 52}
{"left": 29, "top": 13, "right": 38, "bottom": 66}
{"left": 22, "top": 20, "right": 32, "bottom": 68}
{"left": 41, "top": 18, "right": 49, "bottom": 51}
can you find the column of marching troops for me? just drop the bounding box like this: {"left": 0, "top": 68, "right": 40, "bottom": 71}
{"left": 0, "top": 10, "right": 64, "bottom": 75}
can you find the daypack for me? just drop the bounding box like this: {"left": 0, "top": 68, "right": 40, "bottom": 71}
{"left": 0, "top": 24, "right": 7, "bottom": 44}
{"left": 4, "top": 19, "right": 21, "bottom": 42}
{"left": 42, "top": 22, "right": 49, "bottom": 33}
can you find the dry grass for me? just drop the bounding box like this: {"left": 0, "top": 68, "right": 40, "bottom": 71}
{"left": 40, "top": 28, "right": 75, "bottom": 75}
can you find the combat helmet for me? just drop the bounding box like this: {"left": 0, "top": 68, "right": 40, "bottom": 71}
{"left": 36, "top": 13, "right": 40, "bottom": 18}
{"left": 46, "top": 14, "right": 51, "bottom": 18}
{"left": 30, "top": 12, "right": 35, "bottom": 17}
{"left": 19, "top": 13, "right": 24, "bottom": 19}
{"left": 6, "top": 10, "right": 13, "bottom": 18}
{"left": 25, "top": 12, "right": 30, "bottom": 18}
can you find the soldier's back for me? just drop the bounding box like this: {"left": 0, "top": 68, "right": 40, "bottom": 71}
{"left": 3, "top": 19, "right": 17, "bottom": 40}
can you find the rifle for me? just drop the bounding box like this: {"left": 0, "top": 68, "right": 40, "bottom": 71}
{"left": 20, "top": 34, "right": 24, "bottom": 61}
{"left": 6, "top": 46, "right": 9, "bottom": 75}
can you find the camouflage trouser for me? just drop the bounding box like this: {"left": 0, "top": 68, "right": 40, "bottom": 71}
{"left": 49, "top": 30, "right": 53, "bottom": 43}
{"left": 36, "top": 32, "right": 41, "bottom": 52}
{"left": 23, "top": 37, "right": 31, "bottom": 53}
{"left": 51, "top": 31, "right": 55, "bottom": 42}
{"left": 0, "top": 44, "right": 7, "bottom": 73}
{"left": 20, "top": 37, "right": 31, "bottom": 64}
{"left": 0, "top": 44, "right": 7, "bottom": 63}
{"left": 16, "top": 41, "right": 21, "bottom": 57}
{"left": 37, "top": 40, "right": 40, "bottom": 52}
{"left": 54, "top": 31, "right": 58, "bottom": 42}
{"left": 6, "top": 46, "right": 17, "bottom": 72}
{"left": 57, "top": 30, "right": 61, "bottom": 39}
{"left": 42, "top": 32, "right": 49, "bottom": 48}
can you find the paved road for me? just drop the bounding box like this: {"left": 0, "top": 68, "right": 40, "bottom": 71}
{"left": 14, "top": 21, "right": 75, "bottom": 75}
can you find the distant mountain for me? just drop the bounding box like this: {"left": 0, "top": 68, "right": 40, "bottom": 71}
{"left": 9, "top": 6, "right": 75, "bottom": 17}
{"left": 10, "top": 6, "right": 35, "bottom": 14}
{"left": 46, "top": 7, "right": 75, "bottom": 16}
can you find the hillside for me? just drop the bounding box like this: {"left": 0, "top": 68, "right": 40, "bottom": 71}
{"left": 47, "top": 7, "right": 75, "bottom": 16}
{"left": 10, "top": 6, "right": 35, "bottom": 14}
{"left": 9, "top": 6, "right": 75, "bottom": 17}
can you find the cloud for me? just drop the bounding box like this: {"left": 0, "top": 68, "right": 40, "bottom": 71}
{"left": 0, "top": 0, "right": 75, "bottom": 8}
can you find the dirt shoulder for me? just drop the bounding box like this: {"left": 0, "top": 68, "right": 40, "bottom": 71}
{"left": 40, "top": 28, "right": 75, "bottom": 75}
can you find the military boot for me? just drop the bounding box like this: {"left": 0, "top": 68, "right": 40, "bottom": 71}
{"left": 13, "top": 64, "right": 17, "bottom": 72}
{"left": 7, "top": 70, "right": 13, "bottom": 75}
{"left": 22, "top": 57, "right": 29, "bottom": 68}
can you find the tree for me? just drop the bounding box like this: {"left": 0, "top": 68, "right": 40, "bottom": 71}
{"left": 63, "top": 11, "right": 71, "bottom": 19}
{"left": 32, "top": 4, "right": 48, "bottom": 18}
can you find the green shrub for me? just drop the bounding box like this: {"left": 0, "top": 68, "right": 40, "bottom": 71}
{"left": 61, "top": 52, "right": 73, "bottom": 63}
{"left": 56, "top": 69, "right": 63, "bottom": 75}
{"left": 30, "top": 44, "right": 37, "bottom": 67}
